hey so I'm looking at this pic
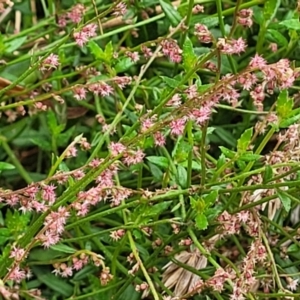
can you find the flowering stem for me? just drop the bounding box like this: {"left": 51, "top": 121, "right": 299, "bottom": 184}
{"left": 260, "top": 229, "right": 285, "bottom": 291}
{"left": 215, "top": 0, "right": 237, "bottom": 74}
{"left": 47, "top": 134, "right": 83, "bottom": 177}
{"left": 127, "top": 231, "right": 160, "bottom": 300}
{"left": 200, "top": 123, "right": 208, "bottom": 187}
{"left": 0, "top": 34, "right": 70, "bottom": 98}
{"left": 187, "top": 121, "right": 193, "bottom": 187}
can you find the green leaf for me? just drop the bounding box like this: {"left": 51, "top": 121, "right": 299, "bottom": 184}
{"left": 277, "top": 190, "right": 291, "bottom": 212}
{"left": 104, "top": 41, "right": 114, "bottom": 61}
{"left": 0, "top": 162, "right": 15, "bottom": 171}
{"left": 176, "top": 165, "right": 187, "bottom": 188}
{"left": 193, "top": 16, "right": 219, "bottom": 28}
{"left": 29, "top": 248, "right": 67, "bottom": 261}
{"left": 160, "top": 76, "right": 181, "bottom": 88}
{"left": 183, "top": 37, "right": 197, "bottom": 72}
{"left": 179, "top": 160, "right": 202, "bottom": 170}
{"left": 5, "top": 36, "right": 27, "bottom": 53}
{"left": 276, "top": 90, "right": 293, "bottom": 119}
{"left": 203, "top": 190, "right": 218, "bottom": 206}
{"left": 146, "top": 156, "right": 169, "bottom": 169}
{"left": 239, "top": 152, "right": 262, "bottom": 162}
{"left": 216, "top": 153, "right": 226, "bottom": 170}
{"left": 287, "top": 244, "right": 299, "bottom": 253}
{"left": 88, "top": 40, "right": 106, "bottom": 61}
{"left": 144, "top": 201, "right": 172, "bottom": 216}
{"left": 279, "top": 19, "right": 300, "bottom": 30}
{"left": 219, "top": 146, "right": 236, "bottom": 159}
{"left": 5, "top": 210, "right": 30, "bottom": 237}
{"left": 47, "top": 110, "right": 64, "bottom": 136}
{"left": 266, "top": 29, "right": 288, "bottom": 46}
{"left": 263, "top": 165, "right": 273, "bottom": 183}
{"left": 115, "top": 57, "right": 135, "bottom": 73}
{"left": 73, "top": 265, "right": 98, "bottom": 281}
{"left": 32, "top": 266, "right": 73, "bottom": 297}
{"left": 195, "top": 214, "right": 208, "bottom": 230}
{"left": 172, "top": 139, "right": 192, "bottom": 162}
{"left": 159, "top": 0, "right": 181, "bottom": 26}
{"left": 148, "top": 162, "right": 163, "bottom": 181}
{"left": 50, "top": 243, "right": 76, "bottom": 254}
{"left": 31, "top": 137, "right": 52, "bottom": 151}
{"left": 237, "top": 128, "right": 253, "bottom": 153}
{"left": 264, "top": 0, "right": 280, "bottom": 27}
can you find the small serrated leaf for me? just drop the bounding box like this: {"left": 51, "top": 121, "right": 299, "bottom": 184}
{"left": 176, "top": 165, "right": 187, "bottom": 188}
{"left": 263, "top": 165, "right": 273, "bottom": 183}
{"left": 279, "top": 19, "right": 300, "bottom": 30}
{"left": 277, "top": 90, "right": 293, "bottom": 119}
{"left": 183, "top": 37, "right": 197, "bottom": 71}
{"left": 195, "top": 214, "right": 208, "bottom": 230}
{"left": 264, "top": 0, "right": 280, "bottom": 26}
{"left": 159, "top": 0, "right": 181, "bottom": 26}
{"left": 146, "top": 156, "right": 169, "bottom": 169}
{"left": 237, "top": 128, "right": 253, "bottom": 153}
{"left": 277, "top": 190, "right": 291, "bottom": 212}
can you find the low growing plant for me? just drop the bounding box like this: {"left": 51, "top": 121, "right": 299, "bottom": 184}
{"left": 1, "top": 0, "right": 300, "bottom": 299}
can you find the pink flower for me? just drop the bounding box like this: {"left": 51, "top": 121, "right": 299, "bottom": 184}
{"left": 114, "top": 76, "right": 132, "bottom": 89}
{"left": 154, "top": 132, "right": 166, "bottom": 147}
{"left": 269, "top": 43, "right": 278, "bottom": 52}
{"left": 112, "top": 2, "right": 127, "bottom": 16}
{"left": 42, "top": 184, "right": 57, "bottom": 204}
{"left": 73, "top": 24, "right": 97, "bottom": 47}
{"left": 249, "top": 54, "right": 267, "bottom": 68}
{"left": 9, "top": 246, "right": 27, "bottom": 261}
{"left": 170, "top": 118, "right": 186, "bottom": 136}
{"left": 185, "top": 84, "right": 198, "bottom": 99}
{"left": 125, "top": 51, "right": 140, "bottom": 63}
{"left": 287, "top": 278, "right": 299, "bottom": 291}
{"left": 82, "top": 23, "right": 98, "bottom": 38}
{"left": 161, "top": 39, "right": 182, "bottom": 63}
{"left": 73, "top": 87, "right": 87, "bottom": 100}
{"left": 109, "top": 142, "right": 126, "bottom": 156}
{"left": 189, "top": 106, "right": 211, "bottom": 125}
{"left": 122, "top": 149, "right": 145, "bottom": 166}
{"left": 194, "top": 24, "right": 212, "bottom": 43}
{"left": 67, "top": 4, "right": 85, "bottom": 23}
{"left": 217, "top": 38, "right": 246, "bottom": 55}
{"left": 166, "top": 94, "right": 181, "bottom": 107}
{"left": 88, "top": 82, "right": 114, "bottom": 97}
{"left": 7, "top": 266, "right": 26, "bottom": 283}
{"left": 141, "top": 45, "right": 153, "bottom": 59}
{"left": 110, "top": 229, "right": 126, "bottom": 241}
{"left": 40, "top": 53, "right": 60, "bottom": 71}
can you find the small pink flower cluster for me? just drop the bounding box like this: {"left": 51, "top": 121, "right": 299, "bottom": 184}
{"left": 237, "top": 9, "right": 253, "bottom": 28}
{"left": 58, "top": 4, "right": 85, "bottom": 26}
{"left": 217, "top": 37, "right": 247, "bottom": 55}
{"left": 73, "top": 76, "right": 132, "bottom": 101}
{"left": 194, "top": 24, "right": 212, "bottom": 43}
{"left": 112, "top": 2, "right": 127, "bottom": 17}
{"left": 108, "top": 142, "right": 145, "bottom": 166}
{"left": 218, "top": 210, "right": 260, "bottom": 237}
{"left": 161, "top": 39, "right": 182, "bottom": 63}
{"left": 39, "top": 206, "right": 70, "bottom": 247}
{"left": 73, "top": 23, "right": 98, "bottom": 47}
{"left": 39, "top": 53, "right": 60, "bottom": 72}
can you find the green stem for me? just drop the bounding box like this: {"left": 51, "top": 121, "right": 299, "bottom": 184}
{"left": 127, "top": 231, "right": 160, "bottom": 300}
{"left": 0, "top": 138, "right": 32, "bottom": 184}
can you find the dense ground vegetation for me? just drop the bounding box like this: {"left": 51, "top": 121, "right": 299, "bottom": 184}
{"left": 1, "top": 0, "right": 300, "bottom": 299}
